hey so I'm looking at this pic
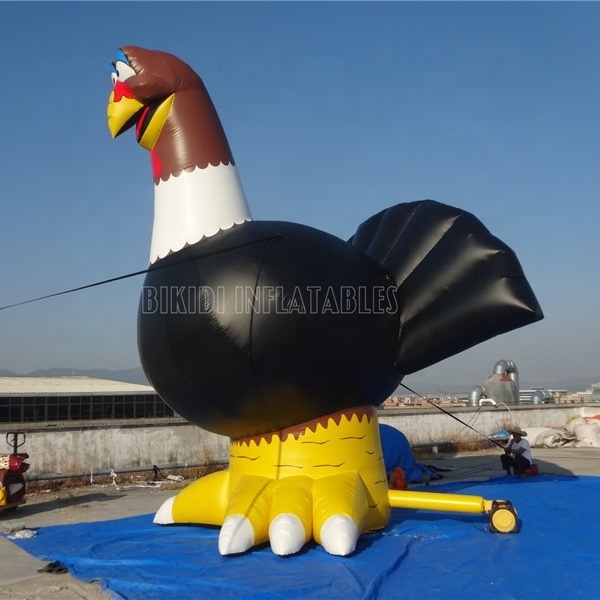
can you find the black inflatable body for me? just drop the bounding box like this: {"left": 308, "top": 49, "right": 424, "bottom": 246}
{"left": 139, "top": 202, "right": 542, "bottom": 438}
{"left": 139, "top": 220, "right": 400, "bottom": 438}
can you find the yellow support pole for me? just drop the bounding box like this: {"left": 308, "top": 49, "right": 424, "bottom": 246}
{"left": 388, "top": 489, "right": 519, "bottom": 533}
{"left": 388, "top": 489, "right": 493, "bottom": 514}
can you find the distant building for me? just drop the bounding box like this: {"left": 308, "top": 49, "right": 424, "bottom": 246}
{"left": 0, "top": 376, "right": 174, "bottom": 423}
{"left": 519, "top": 388, "right": 567, "bottom": 404}
{"left": 380, "top": 393, "right": 468, "bottom": 409}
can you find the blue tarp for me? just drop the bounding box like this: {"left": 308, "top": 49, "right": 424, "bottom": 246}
{"left": 9, "top": 475, "right": 600, "bottom": 599}
{"left": 379, "top": 424, "right": 441, "bottom": 483}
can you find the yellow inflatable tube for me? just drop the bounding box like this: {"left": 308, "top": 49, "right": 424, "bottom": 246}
{"left": 389, "top": 489, "right": 492, "bottom": 514}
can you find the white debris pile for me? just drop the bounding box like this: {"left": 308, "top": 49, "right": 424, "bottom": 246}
{"left": 566, "top": 416, "right": 600, "bottom": 447}
{"left": 525, "top": 416, "right": 600, "bottom": 448}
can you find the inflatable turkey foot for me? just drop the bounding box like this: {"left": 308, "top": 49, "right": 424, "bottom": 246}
{"left": 154, "top": 406, "right": 391, "bottom": 556}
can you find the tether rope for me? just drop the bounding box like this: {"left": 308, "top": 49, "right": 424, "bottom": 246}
{"left": 0, "top": 268, "right": 150, "bottom": 312}
{"left": 399, "top": 381, "right": 506, "bottom": 449}
{"left": 0, "top": 235, "right": 282, "bottom": 313}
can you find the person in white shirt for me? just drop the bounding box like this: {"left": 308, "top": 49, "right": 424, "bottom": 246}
{"left": 501, "top": 426, "right": 532, "bottom": 476}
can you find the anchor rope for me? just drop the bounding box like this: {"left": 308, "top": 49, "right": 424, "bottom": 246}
{"left": 399, "top": 381, "right": 506, "bottom": 449}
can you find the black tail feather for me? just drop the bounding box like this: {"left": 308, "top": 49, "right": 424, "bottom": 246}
{"left": 351, "top": 200, "right": 543, "bottom": 375}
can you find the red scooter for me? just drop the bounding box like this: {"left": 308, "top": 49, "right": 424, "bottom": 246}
{"left": 0, "top": 432, "right": 29, "bottom": 510}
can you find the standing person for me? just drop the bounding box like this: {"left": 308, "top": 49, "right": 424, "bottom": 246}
{"left": 501, "top": 427, "right": 532, "bottom": 476}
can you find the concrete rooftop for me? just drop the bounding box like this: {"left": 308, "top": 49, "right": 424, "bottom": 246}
{"left": 0, "top": 446, "right": 599, "bottom": 599}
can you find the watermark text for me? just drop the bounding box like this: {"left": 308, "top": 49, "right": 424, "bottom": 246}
{"left": 140, "top": 285, "right": 398, "bottom": 315}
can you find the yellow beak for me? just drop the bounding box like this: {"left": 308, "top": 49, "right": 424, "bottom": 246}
{"left": 107, "top": 90, "right": 174, "bottom": 151}
{"left": 107, "top": 90, "right": 145, "bottom": 138}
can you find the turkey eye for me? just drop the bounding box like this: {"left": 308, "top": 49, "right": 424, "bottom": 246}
{"left": 113, "top": 60, "right": 136, "bottom": 82}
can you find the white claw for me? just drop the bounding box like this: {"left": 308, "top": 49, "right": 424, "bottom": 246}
{"left": 320, "top": 515, "right": 359, "bottom": 556}
{"left": 153, "top": 496, "right": 175, "bottom": 524}
{"left": 219, "top": 515, "right": 254, "bottom": 555}
{"left": 269, "top": 513, "right": 306, "bottom": 556}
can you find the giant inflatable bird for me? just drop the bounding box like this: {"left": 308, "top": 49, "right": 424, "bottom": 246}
{"left": 108, "top": 46, "right": 542, "bottom": 556}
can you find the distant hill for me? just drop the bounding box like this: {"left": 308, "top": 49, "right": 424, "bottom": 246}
{"left": 1, "top": 369, "right": 597, "bottom": 394}
{"left": 541, "top": 376, "right": 600, "bottom": 392}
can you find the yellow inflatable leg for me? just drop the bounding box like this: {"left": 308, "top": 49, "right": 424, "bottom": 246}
{"left": 168, "top": 469, "right": 229, "bottom": 525}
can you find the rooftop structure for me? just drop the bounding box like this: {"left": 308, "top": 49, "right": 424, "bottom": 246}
{"left": 0, "top": 376, "right": 173, "bottom": 423}
{"left": 0, "top": 376, "right": 154, "bottom": 396}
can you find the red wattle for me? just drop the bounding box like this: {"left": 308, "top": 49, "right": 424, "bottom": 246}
{"left": 151, "top": 150, "right": 162, "bottom": 179}
{"left": 136, "top": 106, "right": 150, "bottom": 140}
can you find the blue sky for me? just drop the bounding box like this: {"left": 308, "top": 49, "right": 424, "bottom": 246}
{"left": 1, "top": 2, "right": 599, "bottom": 389}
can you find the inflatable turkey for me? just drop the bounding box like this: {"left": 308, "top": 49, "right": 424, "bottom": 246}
{"left": 108, "top": 46, "right": 542, "bottom": 556}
